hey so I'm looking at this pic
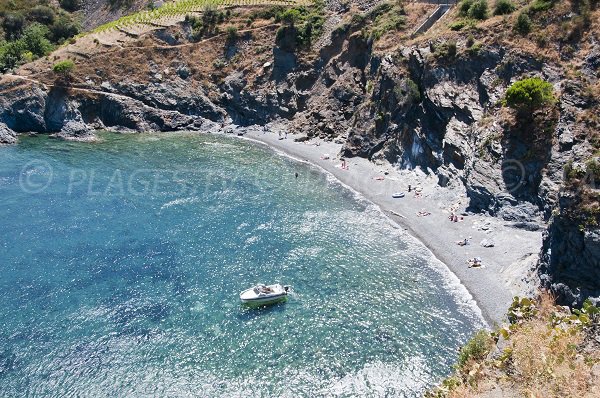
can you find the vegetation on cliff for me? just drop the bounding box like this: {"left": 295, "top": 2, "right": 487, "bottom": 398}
{"left": 427, "top": 294, "right": 600, "bottom": 397}
{"left": 0, "top": 0, "right": 80, "bottom": 72}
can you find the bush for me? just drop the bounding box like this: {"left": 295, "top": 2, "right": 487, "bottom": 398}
{"left": 0, "top": 23, "right": 53, "bottom": 72}
{"left": 467, "top": 41, "right": 482, "bottom": 55}
{"left": 59, "top": 0, "right": 82, "bottom": 12}
{"left": 494, "top": 0, "right": 515, "bottom": 15}
{"left": 466, "top": 34, "right": 475, "bottom": 47}
{"left": 459, "top": 0, "right": 474, "bottom": 16}
{"left": 0, "top": 40, "right": 25, "bottom": 72}
{"left": 49, "top": 14, "right": 80, "bottom": 44}
{"left": 504, "top": 77, "right": 555, "bottom": 113}
{"left": 438, "top": 40, "right": 457, "bottom": 58}
{"left": 280, "top": 9, "right": 302, "bottom": 26}
{"left": 225, "top": 26, "right": 238, "bottom": 42}
{"left": 469, "top": 0, "right": 489, "bottom": 19}
{"left": 2, "top": 12, "right": 25, "bottom": 40}
{"left": 529, "top": 0, "right": 555, "bottom": 13}
{"left": 53, "top": 59, "right": 75, "bottom": 75}
{"left": 514, "top": 12, "right": 532, "bottom": 35}
{"left": 21, "top": 23, "right": 53, "bottom": 58}
{"left": 457, "top": 330, "right": 493, "bottom": 368}
{"left": 449, "top": 20, "right": 467, "bottom": 31}
{"left": 27, "top": 6, "right": 57, "bottom": 25}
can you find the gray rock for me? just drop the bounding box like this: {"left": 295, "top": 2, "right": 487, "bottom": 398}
{"left": 62, "top": 120, "right": 93, "bottom": 137}
{"left": 480, "top": 239, "right": 495, "bottom": 248}
{"left": 0, "top": 122, "right": 17, "bottom": 144}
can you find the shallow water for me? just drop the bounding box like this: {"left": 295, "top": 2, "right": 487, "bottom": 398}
{"left": 0, "top": 132, "right": 485, "bottom": 397}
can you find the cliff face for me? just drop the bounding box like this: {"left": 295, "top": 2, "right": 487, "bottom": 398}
{"left": 0, "top": 3, "right": 599, "bottom": 304}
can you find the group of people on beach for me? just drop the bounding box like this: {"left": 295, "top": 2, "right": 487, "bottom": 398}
{"left": 449, "top": 213, "right": 464, "bottom": 222}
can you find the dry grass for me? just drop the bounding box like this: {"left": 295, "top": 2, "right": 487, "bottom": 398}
{"left": 410, "top": 0, "right": 600, "bottom": 67}
{"left": 427, "top": 292, "right": 600, "bottom": 398}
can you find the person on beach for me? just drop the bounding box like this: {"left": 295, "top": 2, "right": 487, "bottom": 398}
{"left": 408, "top": 184, "right": 412, "bottom": 192}
{"left": 341, "top": 158, "right": 347, "bottom": 170}
{"left": 295, "top": 172, "right": 298, "bottom": 179}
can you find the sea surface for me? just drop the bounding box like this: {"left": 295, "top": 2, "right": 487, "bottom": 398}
{"left": 0, "top": 132, "right": 486, "bottom": 397}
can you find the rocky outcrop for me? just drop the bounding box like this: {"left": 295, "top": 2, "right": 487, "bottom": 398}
{"left": 0, "top": 122, "right": 16, "bottom": 145}
{"left": 540, "top": 209, "right": 600, "bottom": 306}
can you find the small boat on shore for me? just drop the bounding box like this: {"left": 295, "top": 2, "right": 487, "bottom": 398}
{"left": 240, "top": 284, "right": 290, "bottom": 306}
{"left": 392, "top": 192, "right": 405, "bottom": 198}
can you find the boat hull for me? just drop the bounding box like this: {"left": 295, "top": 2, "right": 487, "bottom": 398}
{"left": 240, "top": 295, "right": 288, "bottom": 306}
{"left": 239, "top": 284, "right": 289, "bottom": 307}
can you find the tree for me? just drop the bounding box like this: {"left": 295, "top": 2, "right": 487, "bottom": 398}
{"left": 281, "top": 9, "right": 301, "bottom": 26}
{"left": 2, "top": 13, "right": 25, "bottom": 40}
{"left": 21, "top": 24, "right": 53, "bottom": 58}
{"left": 504, "top": 77, "right": 555, "bottom": 114}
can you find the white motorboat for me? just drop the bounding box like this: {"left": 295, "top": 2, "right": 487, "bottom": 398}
{"left": 240, "top": 284, "right": 290, "bottom": 306}
{"left": 392, "top": 192, "right": 405, "bottom": 198}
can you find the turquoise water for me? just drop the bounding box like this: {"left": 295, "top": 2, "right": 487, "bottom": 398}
{"left": 0, "top": 132, "right": 485, "bottom": 397}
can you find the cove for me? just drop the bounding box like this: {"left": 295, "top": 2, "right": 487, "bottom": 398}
{"left": 0, "top": 131, "right": 485, "bottom": 396}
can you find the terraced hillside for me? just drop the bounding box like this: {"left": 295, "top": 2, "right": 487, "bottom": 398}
{"left": 92, "top": 0, "right": 310, "bottom": 33}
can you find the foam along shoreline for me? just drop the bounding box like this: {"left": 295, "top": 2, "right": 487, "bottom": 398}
{"left": 237, "top": 126, "right": 544, "bottom": 326}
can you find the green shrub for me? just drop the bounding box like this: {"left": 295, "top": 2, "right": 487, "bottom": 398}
{"left": 2, "top": 12, "right": 25, "bottom": 40}
{"left": 49, "top": 14, "right": 80, "bottom": 44}
{"left": 457, "top": 330, "right": 493, "bottom": 368}
{"left": 0, "top": 40, "right": 25, "bottom": 72}
{"left": 514, "top": 12, "right": 532, "bottom": 35}
{"left": 59, "top": 0, "right": 82, "bottom": 12}
{"left": 466, "top": 34, "right": 475, "bottom": 47}
{"left": 449, "top": 20, "right": 467, "bottom": 31}
{"left": 280, "top": 9, "right": 302, "bottom": 26}
{"left": 504, "top": 77, "right": 555, "bottom": 113}
{"left": 469, "top": 0, "right": 489, "bottom": 19}
{"left": 435, "top": 40, "right": 457, "bottom": 59}
{"left": 27, "top": 6, "right": 57, "bottom": 25}
{"left": 212, "top": 58, "right": 225, "bottom": 69}
{"left": 225, "top": 26, "right": 238, "bottom": 42}
{"left": 394, "top": 78, "right": 421, "bottom": 104}
{"left": 494, "top": 0, "right": 515, "bottom": 15}
{"left": 530, "top": 0, "right": 555, "bottom": 13}
{"left": 459, "top": 0, "right": 475, "bottom": 16}
{"left": 467, "top": 41, "right": 482, "bottom": 55}
{"left": 21, "top": 23, "right": 53, "bottom": 58}
{"left": 351, "top": 13, "right": 366, "bottom": 27}
{"left": 52, "top": 59, "right": 75, "bottom": 75}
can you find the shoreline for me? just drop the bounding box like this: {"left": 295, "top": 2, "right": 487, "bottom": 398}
{"left": 239, "top": 127, "right": 543, "bottom": 326}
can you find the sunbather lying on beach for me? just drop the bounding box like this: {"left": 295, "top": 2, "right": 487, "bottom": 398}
{"left": 417, "top": 211, "right": 431, "bottom": 217}
{"left": 468, "top": 257, "right": 483, "bottom": 268}
{"left": 456, "top": 238, "right": 469, "bottom": 246}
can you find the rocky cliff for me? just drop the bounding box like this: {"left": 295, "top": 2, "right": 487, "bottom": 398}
{"left": 0, "top": 1, "right": 599, "bottom": 304}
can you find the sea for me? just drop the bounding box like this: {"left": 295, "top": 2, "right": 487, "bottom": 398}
{"left": 0, "top": 131, "right": 486, "bottom": 397}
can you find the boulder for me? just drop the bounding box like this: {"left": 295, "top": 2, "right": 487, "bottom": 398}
{"left": 0, "top": 122, "right": 17, "bottom": 145}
